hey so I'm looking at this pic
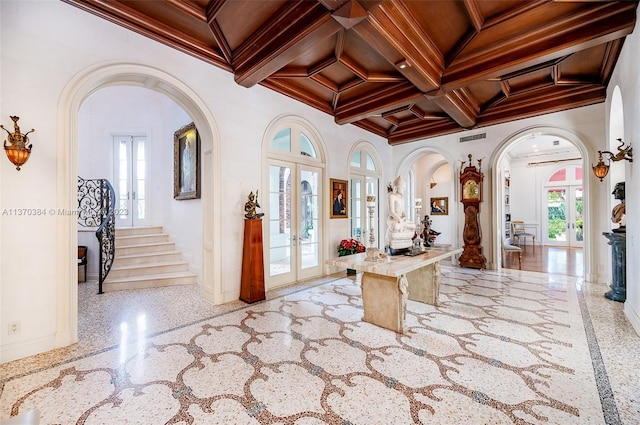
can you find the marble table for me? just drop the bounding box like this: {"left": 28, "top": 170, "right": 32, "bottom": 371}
{"left": 326, "top": 247, "right": 462, "bottom": 333}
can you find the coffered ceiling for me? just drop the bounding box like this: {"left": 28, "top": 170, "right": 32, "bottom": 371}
{"left": 63, "top": 0, "right": 637, "bottom": 145}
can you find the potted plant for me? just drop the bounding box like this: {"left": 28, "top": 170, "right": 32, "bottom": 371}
{"left": 337, "top": 238, "right": 366, "bottom": 275}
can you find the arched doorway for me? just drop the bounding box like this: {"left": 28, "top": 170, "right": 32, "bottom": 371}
{"left": 57, "top": 62, "right": 221, "bottom": 346}
{"left": 491, "top": 126, "right": 592, "bottom": 278}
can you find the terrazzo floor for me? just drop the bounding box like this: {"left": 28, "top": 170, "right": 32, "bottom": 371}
{"left": 1, "top": 266, "right": 639, "bottom": 424}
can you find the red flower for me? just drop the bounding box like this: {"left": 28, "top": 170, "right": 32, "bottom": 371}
{"left": 338, "top": 238, "right": 366, "bottom": 256}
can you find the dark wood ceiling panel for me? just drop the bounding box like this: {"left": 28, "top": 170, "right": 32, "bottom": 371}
{"left": 403, "top": 0, "right": 471, "bottom": 57}
{"left": 341, "top": 30, "right": 397, "bottom": 73}
{"left": 558, "top": 45, "right": 609, "bottom": 82}
{"left": 62, "top": 0, "right": 638, "bottom": 145}
{"left": 215, "top": 0, "right": 287, "bottom": 51}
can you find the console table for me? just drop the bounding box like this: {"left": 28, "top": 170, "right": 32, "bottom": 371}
{"left": 326, "top": 247, "right": 462, "bottom": 333}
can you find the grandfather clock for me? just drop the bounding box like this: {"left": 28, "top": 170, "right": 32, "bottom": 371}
{"left": 459, "top": 154, "right": 487, "bottom": 269}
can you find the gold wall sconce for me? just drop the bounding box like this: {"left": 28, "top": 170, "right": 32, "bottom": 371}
{"left": 592, "top": 138, "right": 632, "bottom": 181}
{"left": 1, "top": 116, "right": 35, "bottom": 171}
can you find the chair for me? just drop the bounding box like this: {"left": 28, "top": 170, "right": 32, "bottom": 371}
{"left": 78, "top": 246, "right": 87, "bottom": 282}
{"left": 511, "top": 221, "right": 536, "bottom": 247}
{"left": 502, "top": 238, "right": 522, "bottom": 269}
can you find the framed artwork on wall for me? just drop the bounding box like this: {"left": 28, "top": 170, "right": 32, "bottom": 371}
{"left": 174, "top": 122, "right": 201, "bottom": 200}
{"left": 330, "top": 178, "right": 348, "bottom": 218}
{"left": 430, "top": 197, "right": 448, "bottom": 215}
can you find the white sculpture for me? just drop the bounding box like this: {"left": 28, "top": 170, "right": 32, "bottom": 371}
{"left": 386, "top": 176, "right": 416, "bottom": 251}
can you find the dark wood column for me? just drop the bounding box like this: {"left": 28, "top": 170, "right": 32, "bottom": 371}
{"left": 240, "top": 219, "right": 265, "bottom": 303}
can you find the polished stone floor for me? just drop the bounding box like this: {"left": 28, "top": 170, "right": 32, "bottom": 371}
{"left": 1, "top": 266, "right": 639, "bottom": 424}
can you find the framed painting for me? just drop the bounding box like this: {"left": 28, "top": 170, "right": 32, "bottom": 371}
{"left": 174, "top": 122, "right": 201, "bottom": 200}
{"left": 430, "top": 197, "right": 448, "bottom": 215}
{"left": 330, "top": 178, "right": 348, "bottom": 219}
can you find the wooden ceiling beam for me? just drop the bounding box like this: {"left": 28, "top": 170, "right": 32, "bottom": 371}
{"left": 430, "top": 88, "right": 479, "bottom": 128}
{"left": 205, "top": 0, "right": 227, "bottom": 23}
{"left": 443, "top": 1, "right": 636, "bottom": 90}
{"left": 311, "top": 74, "right": 340, "bottom": 93}
{"left": 353, "top": 2, "right": 443, "bottom": 93}
{"left": 234, "top": 1, "right": 341, "bottom": 87}
{"left": 61, "top": 0, "right": 231, "bottom": 70}
{"left": 207, "top": 20, "right": 233, "bottom": 65}
{"left": 309, "top": 56, "right": 338, "bottom": 76}
{"left": 165, "top": 0, "right": 206, "bottom": 21}
{"left": 462, "top": 0, "right": 484, "bottom": 32}
{"left": 259, "top": 78, "right": 334, "bottom": 115}
{"left": 334, "top": 82, "right": 423, "bottom": 124}
{"left": 339, "top": 55, "right": 369, "bottom": 81}
{"left": 338, "top": 77, "right": 366, "bottom": 93}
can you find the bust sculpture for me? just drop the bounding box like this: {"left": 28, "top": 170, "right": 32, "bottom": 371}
{"left": 386, "top": 176, "right": 416, "bottom": 251}
{"left": 611, "top": 181, "right": 625, "bottom": 232}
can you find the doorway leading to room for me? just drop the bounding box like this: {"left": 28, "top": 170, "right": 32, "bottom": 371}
{"left": 497, "top": 131, "right": 587, "bottom": 275}
{"left": 113, "top": 135, "right": 147, "bottom": 227}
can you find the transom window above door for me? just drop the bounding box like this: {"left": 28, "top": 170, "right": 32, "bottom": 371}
{"left": 271, "top": 128, "right": 317, "bottom": 159}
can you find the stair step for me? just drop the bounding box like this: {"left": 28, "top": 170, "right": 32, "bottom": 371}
{"left": 108, "top": 261, "right": 190, "bottom": 279}
{"left": 115, "top": 241, "right": 175, "bottom": 256}
{"left": 116, "top": 233, "right": 169, "bottom": 246}
{"left": 103, "top": 271, "right": 197, "bottom": 292}
{"left": 113, "top": 251, "right": 182, "bottom": 267}
{"left": 115, "top": 226, "right": 164, "bottom": 237}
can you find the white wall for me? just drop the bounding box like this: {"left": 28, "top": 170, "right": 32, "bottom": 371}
{"left": 606, "top": 16, "right": 640, "bottom": 335}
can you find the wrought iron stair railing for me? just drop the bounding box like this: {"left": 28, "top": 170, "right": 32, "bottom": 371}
{"left": 78, "top": 177, "right": 116, "bottom": 294}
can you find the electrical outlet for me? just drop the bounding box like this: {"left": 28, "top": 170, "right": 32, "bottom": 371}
{"left": 8, "top": 321, "right": 21, "bottom": 335}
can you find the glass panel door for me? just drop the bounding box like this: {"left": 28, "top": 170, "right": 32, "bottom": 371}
{"left": 267, "top": 162, "right": 323, "bottom": 284}
{"left": 113, "top": 136, "right": 146, "bottom": 227}
{"left": 298, "top": 167, "right": 321, "bottom": 279}
{"left": 544, "top": 185, "right": 583, "bottom": 247}
{"left": 268, "top": 163, "right": 293, "bottom": 281}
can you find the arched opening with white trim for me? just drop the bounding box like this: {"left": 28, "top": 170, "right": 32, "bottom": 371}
{"left": 395, "top": 148, "right": 459, "bottom": 250}
{"left": 490, "top": 126, "right": 592, "bottom": 278}
{"left": 608, "top": 86, "right": 626, "bottom": 202}
{"left": 57, "top": 62, "right": 222, "bottom": 347}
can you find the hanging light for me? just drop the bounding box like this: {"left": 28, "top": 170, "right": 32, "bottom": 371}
{"left": 2, "top": 116, "right": 35, "bottom": 171}
{"left": 592, "top": 139, "right": 633, "bottom": 182}
{"left": 430, "top": 177, "right": 437, "bottom": 189}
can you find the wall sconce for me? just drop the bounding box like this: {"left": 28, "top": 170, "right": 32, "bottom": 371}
{"left": 592, "top": 138, "right": 633, "bottom": 181}
{"left": 430, "top": 177, "right": 437, "bottom": 189}
{"left": 2, "top": 116, "right": 35, "bottom": 171}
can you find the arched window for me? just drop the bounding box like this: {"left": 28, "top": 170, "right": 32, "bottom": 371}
{"left": 349, "top": 143, "right": 382, "bottom": 247}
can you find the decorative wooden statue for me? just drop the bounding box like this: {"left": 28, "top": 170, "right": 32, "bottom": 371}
{"left": 459, "top": 154, "right": 486, "bottom": 269}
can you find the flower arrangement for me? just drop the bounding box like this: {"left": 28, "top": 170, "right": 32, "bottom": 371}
{"left": 337, "top": 238, "right": 366, "bottom": 256}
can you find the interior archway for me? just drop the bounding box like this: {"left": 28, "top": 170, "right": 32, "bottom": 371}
{"left": 491, "top": 126, "right": 592, "bottom": 278}
{"left": 57, "top": 62, "right": 221, "bottom": 347}
{"left": 396, "top": 148, "right": 457, "bottom": 251}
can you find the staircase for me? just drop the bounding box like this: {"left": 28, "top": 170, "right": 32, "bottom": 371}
{"left": 102, "top": 226, "right": 197, "bottom": 292}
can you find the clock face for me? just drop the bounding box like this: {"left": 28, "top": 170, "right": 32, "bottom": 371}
{"left": 463, "top": 180, "right": 479, "bottom": 200}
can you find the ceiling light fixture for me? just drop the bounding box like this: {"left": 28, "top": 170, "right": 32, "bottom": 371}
{"left": 592, "top": 138, "right": 633, "bottom": 182}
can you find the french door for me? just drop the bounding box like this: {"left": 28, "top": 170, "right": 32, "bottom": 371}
{"left": 350, "top": 176, "right": 379, "bottom": 247}
{"left": 544, "top": 185, "right": 583, "bottom": 247}
{"left": 113, "top": 135, "right": 147, "bottom": 227}
{"left": 267, "top": 161, "right": 322, "bottom": 286}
